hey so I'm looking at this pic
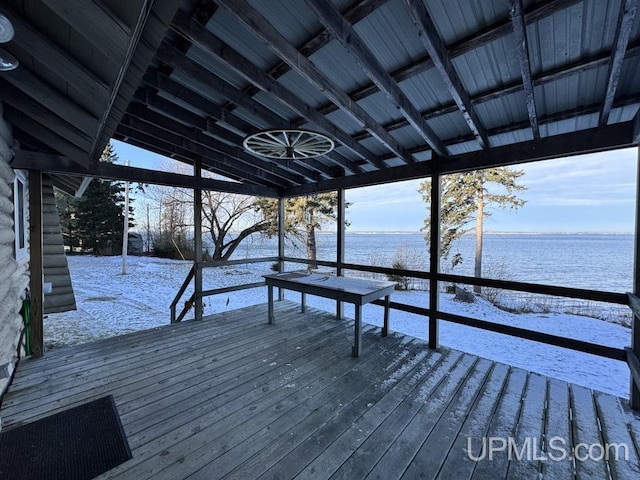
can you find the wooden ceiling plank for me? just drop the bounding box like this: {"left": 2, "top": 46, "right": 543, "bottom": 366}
{"left": 403, "top": 0, "right": 489, "bottom": 148}
{"left": 12, "top": 150, "right": 280, "bottom": 197}
{"left": 600, "top": 0, "right": 638, "bottom": 126}
{"left": 40, "top": 0, "right": 131, "bottom": 60}
{"left": 171, "top": 10, "right": 380, "bottom": 171}
{"left": 0, "top": 80, "right": 93, "bottom": 152}
{"left": 305, "top": 0, "right": 447, "bottom": 156}
{"left": 215, "top": 0, "right": 415, "bottom": 164}
{"left": 509, "top": 0, "right": 539, "bottom": 138}
{"left": 0, "top": 5, "right": 110, "bottom": 106}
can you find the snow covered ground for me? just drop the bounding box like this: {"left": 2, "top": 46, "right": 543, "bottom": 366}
{"left": 44, "top": 255, "right": 633, "bottom": 399}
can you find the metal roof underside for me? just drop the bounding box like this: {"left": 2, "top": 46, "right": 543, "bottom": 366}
{"left": 4, "top": 0, "right": 640, "bottom": 198}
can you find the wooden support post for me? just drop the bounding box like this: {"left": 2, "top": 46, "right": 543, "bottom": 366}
{"left": 194, "top": 157, "right": 203, "bottom": 321}
{"left": 277, "top": 197, "right": 285, "bottom": 301}
{"left": 28, "top": 170, "right": 44, "bottom": 358}
{"left": 336, "top": 189, "right": 345, "bottom": 319}
{"left": 632, "top": 148, "right": 640, "bottom": 410}
{"left": 428, "top": 169, "right": 441, "bottom": 350}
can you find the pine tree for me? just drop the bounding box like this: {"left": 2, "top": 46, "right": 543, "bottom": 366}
{"left": 419, "top": 167, "right": 526, "bottom": 292}
{"left": 73, "top": 143, "right": 134, "bottom": 254}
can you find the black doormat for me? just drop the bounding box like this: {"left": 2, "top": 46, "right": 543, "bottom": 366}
{"left": 0, "top": 395, "right": 132, "bottom": 480}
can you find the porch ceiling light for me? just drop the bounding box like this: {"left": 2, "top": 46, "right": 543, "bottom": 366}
{"left": 0, "top": 14, "right": 14, "bottom": 43}
{"left": 243, "top": 129, "right": 335, "bottom": 160}
{"left": 0, "top": 48, "right": 18, "bottom": 71}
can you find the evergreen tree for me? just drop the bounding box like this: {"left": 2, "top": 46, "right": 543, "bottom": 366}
{"left": 419, "top": 168, "right": 526, "bottom": 292}
{"left": 73, "top": 143, "right": 134, "bottom": 254}
{"left": 55, "top": 188, "right": 79, "bottom": 251}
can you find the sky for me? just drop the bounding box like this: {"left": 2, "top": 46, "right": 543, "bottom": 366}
{"left": 112, "top": 140, "right": 639, "bottom": 234}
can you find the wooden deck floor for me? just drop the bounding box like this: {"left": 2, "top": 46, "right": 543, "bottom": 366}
{"left": 2, "top": 301, "right": 640, "bottom": 479}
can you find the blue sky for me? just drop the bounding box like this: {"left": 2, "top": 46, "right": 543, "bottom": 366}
{"left": 112, "top": 140, "right": 638, "bottom": 233}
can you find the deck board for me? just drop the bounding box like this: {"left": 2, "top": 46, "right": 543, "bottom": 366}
{"left": 2, "top": 300, "right": 640, "bottom": 480}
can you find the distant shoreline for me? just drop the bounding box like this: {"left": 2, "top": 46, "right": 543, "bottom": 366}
{"left": 315, "top": 231, "right": 634, "bottom": 236}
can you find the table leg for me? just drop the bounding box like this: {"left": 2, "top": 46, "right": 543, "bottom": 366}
{"left": 268, "top": 285, "right": 274, "bottom": 324}
{"left": 382, "top": 294, "right": 390, "bottom": 337}
{"left": 301, "top": 292, "right": 306, "bottom": 313}
{"left": 352, "top": 304, "right": 362, "bottom": 357}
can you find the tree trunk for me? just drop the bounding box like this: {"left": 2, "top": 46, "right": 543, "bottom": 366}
{"left": 306, "top": 211, "right": 318, "bottom": 270}
{"left": 474, "top": 184, "right": 484, "bottom": 294}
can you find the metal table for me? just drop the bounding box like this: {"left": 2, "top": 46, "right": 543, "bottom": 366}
{"left": 263, "top": 270, "right": 396, "bottom": 357}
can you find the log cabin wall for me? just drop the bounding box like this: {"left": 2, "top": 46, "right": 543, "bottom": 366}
{"left": 42, "top": 175, "right": 76, "bottom": 314}
{"left": 0, "top": 103, "right": 29, "bottom": 420}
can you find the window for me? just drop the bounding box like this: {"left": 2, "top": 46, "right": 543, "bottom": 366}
{"left": 13, "top": 170, "right": 27, "bottom": 260}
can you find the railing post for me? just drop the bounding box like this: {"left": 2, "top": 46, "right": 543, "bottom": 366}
{"left": 336, "top": 189, "right": 345, "bottom": 319}
{"left": 194, "top": 156, "right": 203, "bottom": 321}
{"left": 429, "top": 166, "right": 441, "bottom": 349}
{"left": 632, "top": 147, "right": 640, "bottom": 409}
{"left": 277, "top": 197, "right": 285, "bottom": 301}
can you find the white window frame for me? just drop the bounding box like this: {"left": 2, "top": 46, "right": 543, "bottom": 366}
{"left": 13, "top": 169, "right": 28, "bottom": 261}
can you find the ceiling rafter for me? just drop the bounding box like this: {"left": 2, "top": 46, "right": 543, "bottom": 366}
{"left": 215, "top": 0, "right": 416, "bottom": 165}
{"left": 156, "top": 43, "right": 288, "bottom": 127}
{"left": 377, "top": 94, "right": 640, "bottom": 161}
{"left": 305, "top": 0, "right": 447, "bottom": 156}
{"left": 0, "top": 80, "right": 93, "bottom": 152}
{"left": 40, "top": 0, "right": 131, "bottom": 60}
{"left": 352, "top": 42, "right": 640, "bottom": 143}
{"left": 5, "top": 106, "right": 90, "bottom": 167}
{"left": 117, "top": 118, "right": 289, "bottom": 188}
{"left": 0, "top": 5, "right": 110, "bottom": 113}
{"left": 137, "top": 89, "right": 325, "bottom": 182}
{"left": 170, "top": 10, "right": 377, "bottom": 171}
{"left": 143, "top": 72, "right": 354, "bottom": 178}
{"left": 113, "top": 126, "right": 255, "bottom": 185}
{"left": 2, "top": 68, "right": 100, "bottom": 138}
{"left": 403, "top": 0, "right": 489, "bottom": 149}
{"left": 299, "top": 0, "right": 580, "bottom": 127}
{"left": 123, "top": 102, "right": 308, "bottom": 186}
{"left": 229, "top": 0, "right": 391, "bottom": 112}
{"left": 600, "top": 0, "right": 638, "bottom": 126}
{"left": 509, "top": 0, "right": 539, "bottom": 138}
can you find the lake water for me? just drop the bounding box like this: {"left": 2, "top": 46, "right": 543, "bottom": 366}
{"left": 230, "top": 232, "right": 634, "bottom": 294}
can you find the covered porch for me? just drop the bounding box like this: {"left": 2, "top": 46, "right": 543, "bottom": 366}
{"left": 3, "top": 301, "right": 640, "bottom": 479}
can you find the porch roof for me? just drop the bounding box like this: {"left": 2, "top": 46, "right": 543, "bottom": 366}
{"left": 2, "top": 0, "right": 639, "bottom": 197}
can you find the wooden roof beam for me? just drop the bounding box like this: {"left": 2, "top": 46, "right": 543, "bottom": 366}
{"left": 403, "top": 0, "right": 489, "bottom": 149}
{"left": 12, "top": 150, "right": 279, "bottom": 197}
{"left": 600, "top": 0, "right": 638, "bottom": 126}
{"left": 284, "top": 121, "right": 636, "bottom": 197}
{"left": 40, "top": 0, "right": 131, "bottom": 60}
{"left": 170, "top": 10, "right": 373, "bottom": 172}
{"left": 509, "top": 0, "right": 539, "bottom": 138}
{"left": 305, "top": 0, "right": 447, "bottom": 157}
{"left": 215, "top": 0, "right": 416, "bottom": 165}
